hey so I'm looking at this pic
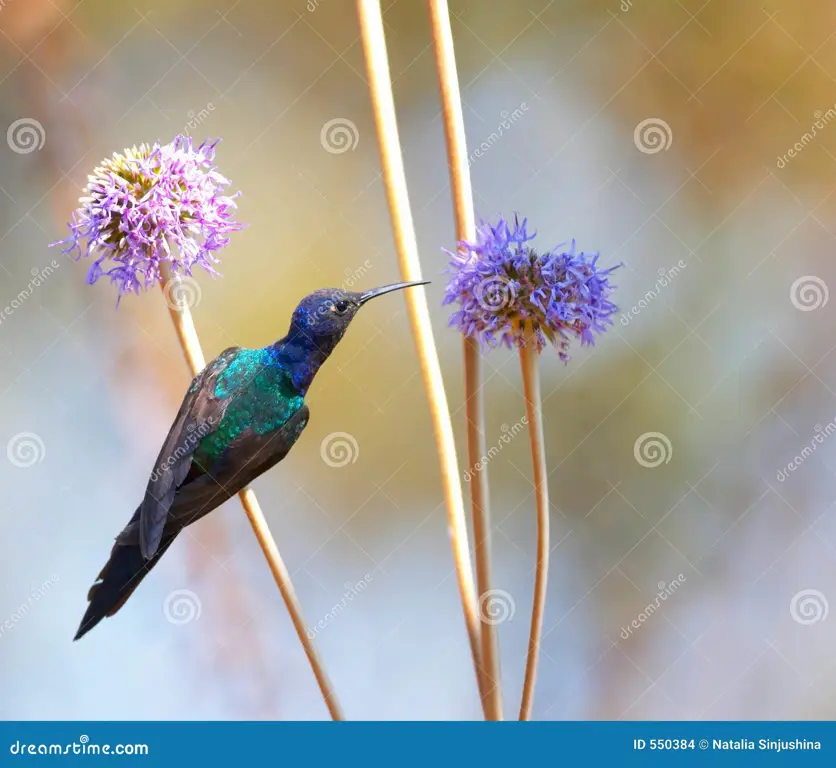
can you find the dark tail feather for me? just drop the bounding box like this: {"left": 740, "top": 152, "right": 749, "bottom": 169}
{"left": 74, "top": 534, "right": 178, "bottom": 641}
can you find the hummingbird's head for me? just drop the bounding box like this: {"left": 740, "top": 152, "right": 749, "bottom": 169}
{"left": 289, "top": 281, "right": 430, "bottom": 354}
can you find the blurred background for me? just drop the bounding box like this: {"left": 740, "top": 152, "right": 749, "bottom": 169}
{"left": 1, "top": 0, "right": 836, "bottom": 720}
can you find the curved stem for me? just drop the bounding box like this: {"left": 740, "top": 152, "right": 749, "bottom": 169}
{"left": 159, "top": 264, "right": 343, "bottom": 721}
{"left": 518, "top": 329, "right": 549, "bottom": 721}
{"left": 427, "top": 0, "right": 502, "bottom": 721}
{"left": 355, "top": 0, "right": 487, "bottom": 718}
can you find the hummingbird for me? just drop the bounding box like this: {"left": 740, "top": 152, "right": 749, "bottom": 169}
{"left": 74, "top": 280, "right": 428, "bottom": 640}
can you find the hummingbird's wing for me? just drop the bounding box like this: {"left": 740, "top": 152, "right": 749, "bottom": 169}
{"left": 163, "top": 403, "right": 310, "bottom": 528}
{"left": 120, "top": 403, "right": 310, "bottom": 550}
{"left": 138, "top": 346, "right": 243, "bottom": 559}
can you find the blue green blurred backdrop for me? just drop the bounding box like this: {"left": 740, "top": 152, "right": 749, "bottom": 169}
{"left": 1, "top": 0, "right": 836, "bottom": 719}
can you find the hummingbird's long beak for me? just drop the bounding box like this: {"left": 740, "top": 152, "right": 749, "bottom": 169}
{"left": 358, "top": 280, "right": 430, "bottom": 306}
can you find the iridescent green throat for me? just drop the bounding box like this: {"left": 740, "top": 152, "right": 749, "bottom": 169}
{"left": 195, "top": 348, "right": 304, "bottom": 464}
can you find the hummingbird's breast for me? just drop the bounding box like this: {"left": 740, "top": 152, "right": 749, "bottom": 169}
{"left": 195, "top": 349, "right": 305, "bottom": 464}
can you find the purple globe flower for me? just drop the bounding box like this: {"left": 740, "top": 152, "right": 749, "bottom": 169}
{"left": 443, "top": 215, "right": 621, "bottom": 361}
{"left": 55, "top": 135, "right": 243, "bottom": 302}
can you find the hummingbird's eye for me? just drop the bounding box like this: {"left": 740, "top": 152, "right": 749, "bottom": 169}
{"left": 334, "top": 299, "right": 350, "bottom": 314}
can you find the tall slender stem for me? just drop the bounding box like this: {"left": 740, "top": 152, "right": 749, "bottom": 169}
{"left": 464, "top": 340, "right": 501, "bottom": 717}
{"left": 427, "top": 0, "right": 502, "bottom": 721}
{"left": 355, "top": 0, "right": 487, "bottom": 718}
{"left": 518, "top": 326, "right": 549, "bottom": 721}
{"left": 159, "top": 264, "right": 343, "bottom": 722}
